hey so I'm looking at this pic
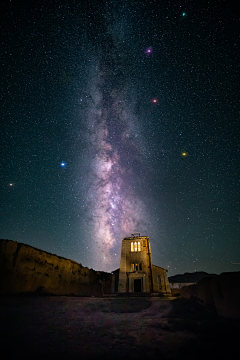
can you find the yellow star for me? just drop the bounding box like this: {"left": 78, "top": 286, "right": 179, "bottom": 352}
{"left": 181, "top": 151, "right": 188, "bottom": 158}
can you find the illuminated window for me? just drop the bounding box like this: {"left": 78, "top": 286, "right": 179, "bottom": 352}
{"left": 134, "top": 242, "right": 137, "bottom": 252}
{"left": 131, "top": 263, "right": 142, "bottom": 272}
{"left": 131, "top": 241, "right": 141, "bottom": 252}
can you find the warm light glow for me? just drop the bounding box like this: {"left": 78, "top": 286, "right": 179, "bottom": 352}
{"left": 131, "top": 263, "right": 142, "bottom": 271}
{"left": 131, "top": 242, "right": 134, "bottom": 252}
{"left": 131, "top": 241, "right": 141, "bottom": 252}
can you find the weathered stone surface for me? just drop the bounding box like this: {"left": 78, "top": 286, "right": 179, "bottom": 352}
{"left": 211, "top": 272, "right": 240, "bottom": 320}
{"left": 0, "top": 239, "right": 111, "bottom": 296}
{"left": 170, "top": 283, "right": 195, "bottom": 297}
{"left": 117, "top": 236, "right": 171, "bottom": 294}
{"left": 177, "top": 272, "right": 240, "bottom": 320}
{"left": 179, "top": 284, "right": 196, "bottom": 299}
{"left": 195, "top": 277, "right": 215, "bottom": 305}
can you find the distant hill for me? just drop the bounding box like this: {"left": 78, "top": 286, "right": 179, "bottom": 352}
{"left": 168, "top": 271, "right": 217, "bottom": 283}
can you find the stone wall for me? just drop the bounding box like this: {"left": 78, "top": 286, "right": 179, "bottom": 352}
{"left": 151, "top": 265, "right": 171, "bottom": 294}
{"left": 170, "top": 282, "right": 196, "bottom": 289}
{"left": 211, "top": 272, "right": 240, "bottom": 320}
{"left": 179, "top": 272, "right": 240, "bottom": 321}
{"left": 0, "top": 239, "right": 112, "bottom": 296}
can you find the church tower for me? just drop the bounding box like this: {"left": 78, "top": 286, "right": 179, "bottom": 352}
{"left": 117, "top": 234, "right": 171, "bottom": 294}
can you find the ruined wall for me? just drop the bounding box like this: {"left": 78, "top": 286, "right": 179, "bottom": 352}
{"left": 179, "top": 272, "right": 240, "bottom": 321}
{"left": 211, "top": 272, "right": 240, "bottom": 320}
{"left": 179, "top": 284, "right": 197, "bottom": 299}
{"left": 110, "top": 269, "right": 119, "bottom": 294}
{"left": 170, "top": 282, "right": 196, "bottom": 289}
{"left": 170, "top": 283, "right": 195, "bottom": 296}
{"left": 0, "top": 239, "right": 112, "bottom": 296}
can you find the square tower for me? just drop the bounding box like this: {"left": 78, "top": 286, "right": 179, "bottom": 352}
{"left": 117, "top": 234, "right": 171, "bottom": 294}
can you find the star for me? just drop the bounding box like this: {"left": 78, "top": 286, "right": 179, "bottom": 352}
{"left": 181, "top": 151, "right": 188, "bottom": 158}
{"left": 145, "top": 46, "right": 153, "bottom": 55}
{"left": 1, "top": 0, "right": 238, "bottom": 277}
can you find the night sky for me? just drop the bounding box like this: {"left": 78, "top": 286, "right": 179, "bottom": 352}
{"left": 1, "top": 0, "right": 239, "bottom": 275}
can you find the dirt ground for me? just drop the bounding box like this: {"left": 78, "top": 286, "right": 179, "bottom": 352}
{"left": 0, "top": 295, "right": 239, "bottom": 360}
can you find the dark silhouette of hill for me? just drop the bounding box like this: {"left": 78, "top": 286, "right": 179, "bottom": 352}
{"left": 168, "top": 271, "right": 217, "bottom": 283}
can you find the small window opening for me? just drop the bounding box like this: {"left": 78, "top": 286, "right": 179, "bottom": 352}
{"left": 131, "top": 263, "right": 143, "bottom": 272}
{"left": 134, "top": 242, "right": 137, "bottom": 251}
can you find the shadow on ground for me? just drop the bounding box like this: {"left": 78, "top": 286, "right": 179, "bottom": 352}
{"left": 94, "top": 297, "right": 152, "bottom": 313}
{"left": 0, "top": 296, "right": 239, "bottom": 360}
{"left": 165, "top": 298, "right": 240, "bottom": 360}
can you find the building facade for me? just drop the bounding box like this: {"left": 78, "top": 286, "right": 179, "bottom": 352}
{"left": 116, "top": 235, "right": 171, "bottom": 294}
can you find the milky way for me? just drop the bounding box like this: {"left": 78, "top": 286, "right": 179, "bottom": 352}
{"left": 82, "top": 25, "right": 149, "bottom": 271}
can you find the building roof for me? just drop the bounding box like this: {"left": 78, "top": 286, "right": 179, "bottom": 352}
{"left": 152, "top": 264, "right": 168, "bottom": 271}
{"left": 123, "top": 236, "right": 149, "bottom": 240}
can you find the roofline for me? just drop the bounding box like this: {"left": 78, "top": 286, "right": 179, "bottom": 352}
{"left": 152, "top": 264, "right": 168, "bottom": 271}
{"left": 123, "top": 236, "right": 149, "bottom": 240}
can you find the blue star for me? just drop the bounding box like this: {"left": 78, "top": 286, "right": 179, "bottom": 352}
{"left": 60, "top": 162, "right": 66, "bottom": 168}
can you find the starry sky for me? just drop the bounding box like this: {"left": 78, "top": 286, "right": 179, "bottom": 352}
{"left": 1, "top": 0, "right": 239, "bottom": 275}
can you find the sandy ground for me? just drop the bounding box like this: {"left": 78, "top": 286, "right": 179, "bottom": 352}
{"left": 0, "top": 296, "right": 239, "bottom": 360}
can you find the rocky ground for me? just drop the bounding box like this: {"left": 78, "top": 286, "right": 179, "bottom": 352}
{"left": 0, "top": 295, "right": 239, "bottom": 360}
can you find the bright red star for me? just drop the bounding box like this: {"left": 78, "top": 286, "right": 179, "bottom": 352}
{"left": 151, "top": 98, "right": 158, "bottom": 104}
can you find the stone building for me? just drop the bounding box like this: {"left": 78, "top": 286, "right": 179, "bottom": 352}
{"left": 112, "top": 234, "right": 171, "bottom": 294}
